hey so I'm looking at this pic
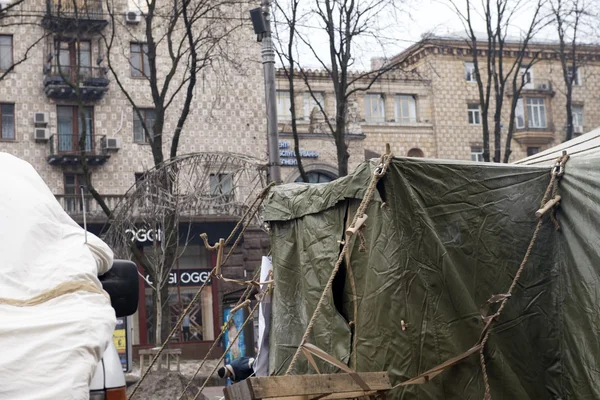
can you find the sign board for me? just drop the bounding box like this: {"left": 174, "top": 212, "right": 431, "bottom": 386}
{"left": 143, "top": 268, "right": 212, "bottom": 287}
{"left": 223, "top": 307, "right": 247, "bottom": 365}
{"left": 279, "top": 141, "right": 319, "bottom": 166}
{"left": 112, "top": 316, "right": 133, "bottom": 372}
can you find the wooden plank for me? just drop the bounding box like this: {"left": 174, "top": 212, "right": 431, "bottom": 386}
{"left": 245, "top": 372, "right": 390, "bottom": 399}
{"left": 224, "top": 379, "right": 254, "bottom": 400}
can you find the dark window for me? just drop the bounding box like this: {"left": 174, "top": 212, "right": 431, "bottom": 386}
{"left": 0, "top": 103, "right": 15, "bottom": 140}
{"left": 527, "top": 147, "right": 540, "bottom": 156}
{"left": 295, "top": 171, "right": 336, "bottom": 184}
{"left": 0, "top": 35, "right": 12, "bottom": 70}
{"left": 133, "top": 108, "right": 155, "bottom": 143}
{"left": 64, "top": 173, "right": 90, "bottom": 213}
{"left": 56, "top": 39, "right": 91, "bottom": 78}
{"left": 57, "top": 105, "right": 94, "bottom": 153}
{"left": 209, "top": 173, "right": 233, "bottom": 203}
{"left": 130, "top": 43, "right": 150, "bottom": 77}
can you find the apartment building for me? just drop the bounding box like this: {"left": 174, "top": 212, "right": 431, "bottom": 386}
{"left": 0, "top": 0, "right": 279, "bottom": 359}
{"left": 278, "top": 37, "right": 600, "bottom": 166}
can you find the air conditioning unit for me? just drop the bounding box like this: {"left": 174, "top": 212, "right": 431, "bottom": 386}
{"left": 0, "top": 0, "right": 11, "bottom": 13}
{"left": 574, "top": 125, "right": 583, "bottom": 134}
{"left": 125, "top": 10, "right": 142, "bottom": 24}
{"left": 102, "top": 137, "right": 121, "bottom": 151}
{"left": 34, "top": 112, "right": 49, "bottom": 126}
{"left": 538, "top": 83, "right": 550, "bottom": 91}
{"left": 34, "top": 128, "right": 50, "bottom": 141}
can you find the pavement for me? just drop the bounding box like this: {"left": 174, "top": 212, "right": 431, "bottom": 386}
{"left": 201, "top": 386, "right": 225, "bottom": 400}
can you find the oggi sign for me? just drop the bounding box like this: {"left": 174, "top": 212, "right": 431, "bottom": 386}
{"left": 144, "top": 269, "right": 211, "bottom": 287}
{"left": 125, "top": 228, "right": 163, "bottom": 243}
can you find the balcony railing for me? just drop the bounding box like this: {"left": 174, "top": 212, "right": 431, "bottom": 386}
{"left": 44, "top": 65, "right": 109, "bottom": 101}
{"left": 42, "top": 0, "right": 108, "bottom": 33}
{"left": 47, "top": 134, "right": 110, "bottom": 166}
{"left": 55, "top": 194, "right": 124, "bottom": 220}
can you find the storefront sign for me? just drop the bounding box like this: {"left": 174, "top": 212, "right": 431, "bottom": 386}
{"left": 279, "top": 141, "right": 319, "bottom": 167}
{"left": 144, "top": 268, "right": 212, "bottom": 287}
{"left": 125, "top": 228, "right": 163, "bottom": 243}
{"left": 112, "top": 316, "right": 132, "bottom": 372}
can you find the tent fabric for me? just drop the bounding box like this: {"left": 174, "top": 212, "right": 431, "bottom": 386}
{"left": 0, "top": 153, "right": 116, "bottom": 400}
{"left": 265, "top": 154, "right": 600, "bottom": 399}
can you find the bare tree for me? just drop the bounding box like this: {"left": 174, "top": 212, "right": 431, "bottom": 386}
{"left": 450, "top": 0, "right": 547, "bottom": 162}
{"left": 274, "top": 0, "right": 309, "bottom": 182}
{"left": 56, "top": 0, "right": 254, "bottom": 344}
{"left": 278, "top": 0, "right": 415, "bottom": 177}
{"left": 550, "top": 0, "right": 589, "bottom": 142}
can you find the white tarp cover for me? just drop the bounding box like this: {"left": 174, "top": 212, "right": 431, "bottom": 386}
{"left": 0, "top": 153, "right": 116, "bottom": 399}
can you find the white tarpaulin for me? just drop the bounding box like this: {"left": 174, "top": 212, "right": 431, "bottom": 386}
{"left": 0, "top": 153, "right": 116, "bottom": 399}
{"left": 254, "top": 256, "right": 272, "bottom": 377}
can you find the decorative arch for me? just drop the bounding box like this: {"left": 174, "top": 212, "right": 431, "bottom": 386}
{"left": 407, "top": 148, "right": 425, "bottom": 158}
{"left": 285, "top": 163, "right": 339, "bottom": 184}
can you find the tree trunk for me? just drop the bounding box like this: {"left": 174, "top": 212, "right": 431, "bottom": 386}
{"left": 481, "top": 110, "right": 491, "bottom": 162}
{"left": 154, "top": 282, "right": 170, "bottom": 345}
{"left": 565, "top": 87, "right": 574, "bottom": 142}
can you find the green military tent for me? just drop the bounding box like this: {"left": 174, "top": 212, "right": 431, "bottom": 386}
{"left": 263, "top": 130, "right": 600, "bottom": 399}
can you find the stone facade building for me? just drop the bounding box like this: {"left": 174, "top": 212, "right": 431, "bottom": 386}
{"left": 0, "top": 0, "right": 297, "bottom": 360}
{"left": 278, "top": 37, "right": 600, "bottom": 166}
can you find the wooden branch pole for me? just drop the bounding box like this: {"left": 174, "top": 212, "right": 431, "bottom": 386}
{"left": 223, "top": 372, "right": 391, "bottom": 400}
{"left": 536, "top": 196, "right": 561, "bottom": 218}
{"left": 346, "top": 214, "right": 368, "bottom": 236}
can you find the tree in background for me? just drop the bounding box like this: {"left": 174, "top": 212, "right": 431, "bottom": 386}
{"left": 450, "top": 0, "right": 547, "bottom": 162}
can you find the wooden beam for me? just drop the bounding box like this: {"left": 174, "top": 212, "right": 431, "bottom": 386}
{"left": 223, "top": 372, "right": 391, "bottom": 400}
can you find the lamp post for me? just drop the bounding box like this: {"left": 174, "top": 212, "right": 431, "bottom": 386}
{"left": 251, "top": 0, "right": 281, "bottom": 184}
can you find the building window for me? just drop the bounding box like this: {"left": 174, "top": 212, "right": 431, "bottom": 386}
{"left": 276, "top": 90, "right": 291, "bottom": 120}
{"left": 568, "top": 66, "right": 581, "bottom": 86}
{"left": 515, "top": 98, "right": 525, "bottom": 129}
{"left": 572, "top": 105, "right": 584, "bottom": 134}
{"left": 0, "top": 35, "right": 12, "bottom": 70}
{"left": 526, "top": 97, "right": 547, "bottom": 128}
{"left": 56, "top": 39, "right": 91, "bottom": 77}
{"left": 133, "top": 108, "right": 155, "bottom": 143}
{"left": 520, "top": 66, "right": 534, "bottom": 89}
{"left": 407, "top": 148, "right": 424, "bottom": 157}
{"left": 0, "top": 103, "right": 15, "bottom": 140}
{"left": 209, "top": 173, "right": 233, "bottom": 202}
{"left": 394, "top": 95, "right": 417, "bottom": 124}
{"left": 294, "top": 171, "right": 336, "bottom": 183}
{"left": 527, "top": 147, "right": 540, "bottom": 156}
{"left": 57, "top": 106, "right": 94, "bottom": 153}
{"left": 364, "top": 94, "right": 385, "bottom": 122}
{"left": 467, "top": 103, "right": 481, "bottom": 125}
{"left": 471, "top": 146, "right": 484, "bottom": 162}
{"left": 303, "top": 92, "right": 324, "bottom": 119}
{"left": 64, "top": 173, "right": 90, "bottom": 213}
{"left": 464, "top": 62, "right": 476, "bottom": 82}
{"left": 130, "top": 43, "right": 150, "bottom": 77}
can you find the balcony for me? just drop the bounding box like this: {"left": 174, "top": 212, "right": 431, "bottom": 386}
{"left": 44, "top": 66, "right": 109, "bottom": 101}
{"left": 513, "top": 123, "right": 555, "bottom": 146}
{"left": 55, "top": 194, "right": 123, "bottom": 221}
{"left": 47, "top": 134, "right": 110, "bottom": 166}
{"left": 42, "top": 0, "right": 108, "bottom": 33}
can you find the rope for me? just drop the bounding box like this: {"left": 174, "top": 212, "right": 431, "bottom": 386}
{"left": 192, "top": 300, "right": 263, "bottom": 400}
{"left": 285, "top": 151, "right": 394, "bottom": 375}
{"left": 176, "top": 267, "right": 262, "bottom": 400}
{"left": 479, "top": 154, "right": 568, "bottom": 399}
{"left": 128, "top": 183, "right": 273, "bottom": 399}
{"left": 0, "top": 281, "right": 107, "bottom": 306}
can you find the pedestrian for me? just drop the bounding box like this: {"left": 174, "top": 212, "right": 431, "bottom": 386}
{"left": 182, "top": 314, "right": 191, "bottom": 341}
{"left": 217, "top": 356, "right": 255, "bottom": 383}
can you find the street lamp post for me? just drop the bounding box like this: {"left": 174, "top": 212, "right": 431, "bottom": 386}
{"left": 251, "top": 0, "right": 281, "bottom": 184}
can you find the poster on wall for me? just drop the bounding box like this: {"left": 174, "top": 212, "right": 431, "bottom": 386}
{"left": 113, "top": 316, "right": 132, "bottom": 372}
{"left": 222, "top": 307, "right": 246, "bottom": 365}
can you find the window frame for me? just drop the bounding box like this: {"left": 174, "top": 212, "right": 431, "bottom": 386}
{"left": 464, "top": 62, "right": 476, "bottom": 82}
{"left": 471, "top": 146, "right": 484, "bottom": 162}
{"left": 56, "top": 105, "right": 94, "bottom": 153}
{"left": 209, "top": 173, "right": 234, "bottom": 203}
{"left": 0, "top": 35, "right": 13, "bottom": 71}
{"left": 0, "top": 103, "right": 15, "bottom": 140}
{"left": 526, "top": 147, "right": 541, "bottom": 157}
{"left": 526, "top": 97, "right": 547, "bottom": 129}
{"left": 572, "top": 104, "right": 584, "bottom": 133}
{"left": 130, "top": 42, "right": 150, "bottom": 78}
{"left": 394, "top": 95, "right": 417, "bottom": 124}
{"left": 515, "top": 98, "right": 525, "bottom": 129}
{"left": 567, "top": 66, "right": 581, "bottom": 86}
{"left": 276, "top": 90, "right": 292, "bottom": 121}
{"left": 467, "top": 103, "right": 481, "bottom": 125}
{"left": 303, "top": 92, "right": 324, "bottom": 119}
{"left": 520, "top": 66, "right": 534, "bottom": 89}
{"left": 364, "top": 94, "right": 385, "bottom": 123}
{"left": 133, "top": 108, "right": 156, "bottom": 143}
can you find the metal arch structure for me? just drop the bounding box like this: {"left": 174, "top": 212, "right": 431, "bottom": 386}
{"left": 103, "top": 152, "right": 268, "bottom": 259}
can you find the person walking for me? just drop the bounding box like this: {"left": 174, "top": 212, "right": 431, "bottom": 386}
{"left": 217, "top": 357, "right": 255, "bottom": 383}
